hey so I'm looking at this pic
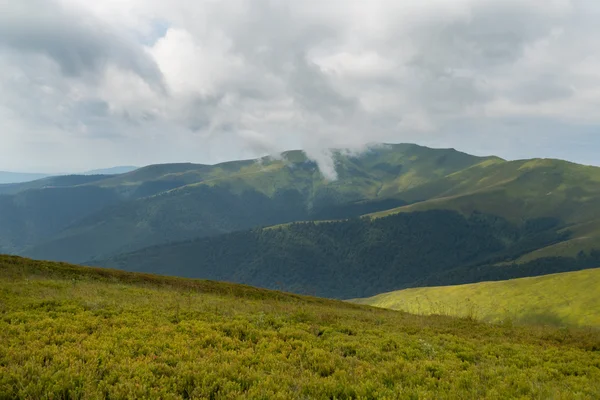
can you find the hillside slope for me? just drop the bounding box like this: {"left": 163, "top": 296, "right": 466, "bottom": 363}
{"left": 353, "top": 268, "right": 600, "bottom": 327}
{"left": 366, "top": 157, "right": 600, "bottom": 266}
{"left": 1, "top": 255, "right": 599, "bottom": 398}
{"left": 94, "top": 210, "right": 600, "bottom": 299}
{"left": 370, "top": 158, "right": 600, "bottom": 248}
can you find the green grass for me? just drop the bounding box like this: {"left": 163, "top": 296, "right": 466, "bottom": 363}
{"left": 2, "top": 256, "right": 600, "bottom": 399}
{"left": 367, "top": 157, "right": 600, "bottom": 263}
{"left": 369, "top": 157, "right": 600, "bottom": 224}
{"left": 353, "top": 269, "right": 600, "bottom": 328}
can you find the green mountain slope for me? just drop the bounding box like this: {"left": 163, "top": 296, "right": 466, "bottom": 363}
{"left": 20, "top": 144, "right": 494, "bottom": 263}
{"left": 95, "top": 210, "right": 600, "bottom": 299}
{"left": 352, "top": 268, "right": 600, "bottom": 328}
{"left": 368, "top": 157, "right": 600, "bottom": 261}
{"left": 2, "top": 255, "right": 599, "bottom": 398}
{"left": 0, "top": 186, "right": 122, "bottom": 253}
{"left": 371, "top": 157, "right": 600, "bottom": 226}
{"left": 4, "top": 142, "right": 600, "bottom": 280}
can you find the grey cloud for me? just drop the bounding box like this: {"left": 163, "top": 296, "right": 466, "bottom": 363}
{"left": 288, "top": 55, "right": 359, "bottom": 121}
{"left": 0, "top": 0, "right": 164, "bottom": 90}
{"left": 407, "top": 1, "right": 568, "bottom": 72}
{"left": 1, "top": 0, "right": 599, "bottom": 173}
{"left": 509, "top": 79, "right": 575, "bottom": 104}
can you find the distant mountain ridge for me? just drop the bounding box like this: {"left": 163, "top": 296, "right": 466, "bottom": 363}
{"left": 82, "top": 166, "right": 138, "bottom": 175}
{"left": 0, "top": 171, "right": 50, "bottom": 184}
{"left": 0, "top": 142, "right": 598, "bottom": 298}
{"left": 0, "top": 166, "right": 138, "bottom": 185}
{"left": 17, "top": 144, "right": 496, "bottom": 262}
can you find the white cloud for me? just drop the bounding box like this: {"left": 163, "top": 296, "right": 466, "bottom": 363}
{"left": 1, "top": 0, "right": 600, "bottom": 174}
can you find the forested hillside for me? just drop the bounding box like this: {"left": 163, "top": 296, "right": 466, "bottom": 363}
{"left": 95, "top": 210, "right": 600, "bottom": 299}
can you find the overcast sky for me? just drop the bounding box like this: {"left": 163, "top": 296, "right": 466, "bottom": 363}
{"left": 1, "top": 0, "right": 599, "bottom": 173}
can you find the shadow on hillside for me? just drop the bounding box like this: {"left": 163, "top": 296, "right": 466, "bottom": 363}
{"left": 514, "top": 310, "right": 568, "bottom": 328}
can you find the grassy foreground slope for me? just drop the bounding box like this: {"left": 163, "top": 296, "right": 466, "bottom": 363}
{"left": 2, "top": 256, "right": 600, "bottom": 399}
{"left": 353, "top": 269, "right": 600, "bottom": 328}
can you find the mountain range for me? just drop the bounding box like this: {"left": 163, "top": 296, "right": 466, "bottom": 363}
{"left": 0, "top": 171, "right": 50, "bottom": 184}
{"left": 0, "top": 166, "right": 138, "bottom": 185}
{"left": 1, "top": 143, "right": 599, "bottom": 298}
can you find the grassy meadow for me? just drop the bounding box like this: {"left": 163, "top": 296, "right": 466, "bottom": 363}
{"left": 1, "top": 256, "right": 600, "bottom": 399}
{"left": 353, "top": 268, "right": 600, "bottom": 328}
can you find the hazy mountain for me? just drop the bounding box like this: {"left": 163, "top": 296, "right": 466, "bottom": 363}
{"left": 0, "top": 171, "right": 50, "bottom": 184}
{"left": 22, "top": 144, "right": 495, "bottom": 262}
{"left": 83, "top": 166, "right": 138, "bottom": 175}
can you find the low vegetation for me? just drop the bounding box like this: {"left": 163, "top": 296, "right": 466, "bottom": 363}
{"left": 353, "top": 268, "right": 600, "bottom": 328}
{"left": 1, "top": 255, "right": 600, "bottom": 398}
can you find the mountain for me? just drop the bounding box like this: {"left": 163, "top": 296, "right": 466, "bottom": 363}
{"left": 2, "top": 143, "right": 600, "bottom": 293}
{"left": 95, "top": 209, "right": 600, "bottom": 299}
{"left": 0, "top": 174, "right": 113, "bottom": 196}
{"left": 19, "top": 144, "right": 496, "bottom": 262}
{"left": 0, "top": 183, "right": 121, "bottom": 253}
{"left": 82, "top": 166, "right": 138, "bottom": 175}
{"left": 2, "top": 255, "right": 599, "bottom": 398}
{"left": 0, "top": 171, "right": 50, "bottom": 184}
{"left": 352, "top": 268, "right": 600, "bottom": 328}
{"left": 0, "top": 166, "right": 136, "bottom": 185}
{"left": 368, "top": 157, "right": 600, "bottom": 258}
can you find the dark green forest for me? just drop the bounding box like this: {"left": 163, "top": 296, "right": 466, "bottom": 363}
{"left": 97, "top": 210, "right": 591, "bottom": 299}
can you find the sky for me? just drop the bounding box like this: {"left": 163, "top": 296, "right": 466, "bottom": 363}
{"left": 1, "top": 0, "right": 599, "bottom": 174}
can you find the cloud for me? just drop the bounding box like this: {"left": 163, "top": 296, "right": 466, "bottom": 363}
{"left": 1, "top": 0, "right": 600, "bottom": 174}
{"left": 0, "top": 0, "right": 164, "bottom": 89}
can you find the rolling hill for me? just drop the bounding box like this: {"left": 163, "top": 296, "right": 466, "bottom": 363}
{"left": 352, "top": 268, "right": 600, "bottom": 328}
{"left": 1, "top": 255, "right": 599, "bottom": 398}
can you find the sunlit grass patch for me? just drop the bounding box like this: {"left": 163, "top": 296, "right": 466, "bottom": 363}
{"left": 354, "top": 268, "right": 600, "bottom": 328}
